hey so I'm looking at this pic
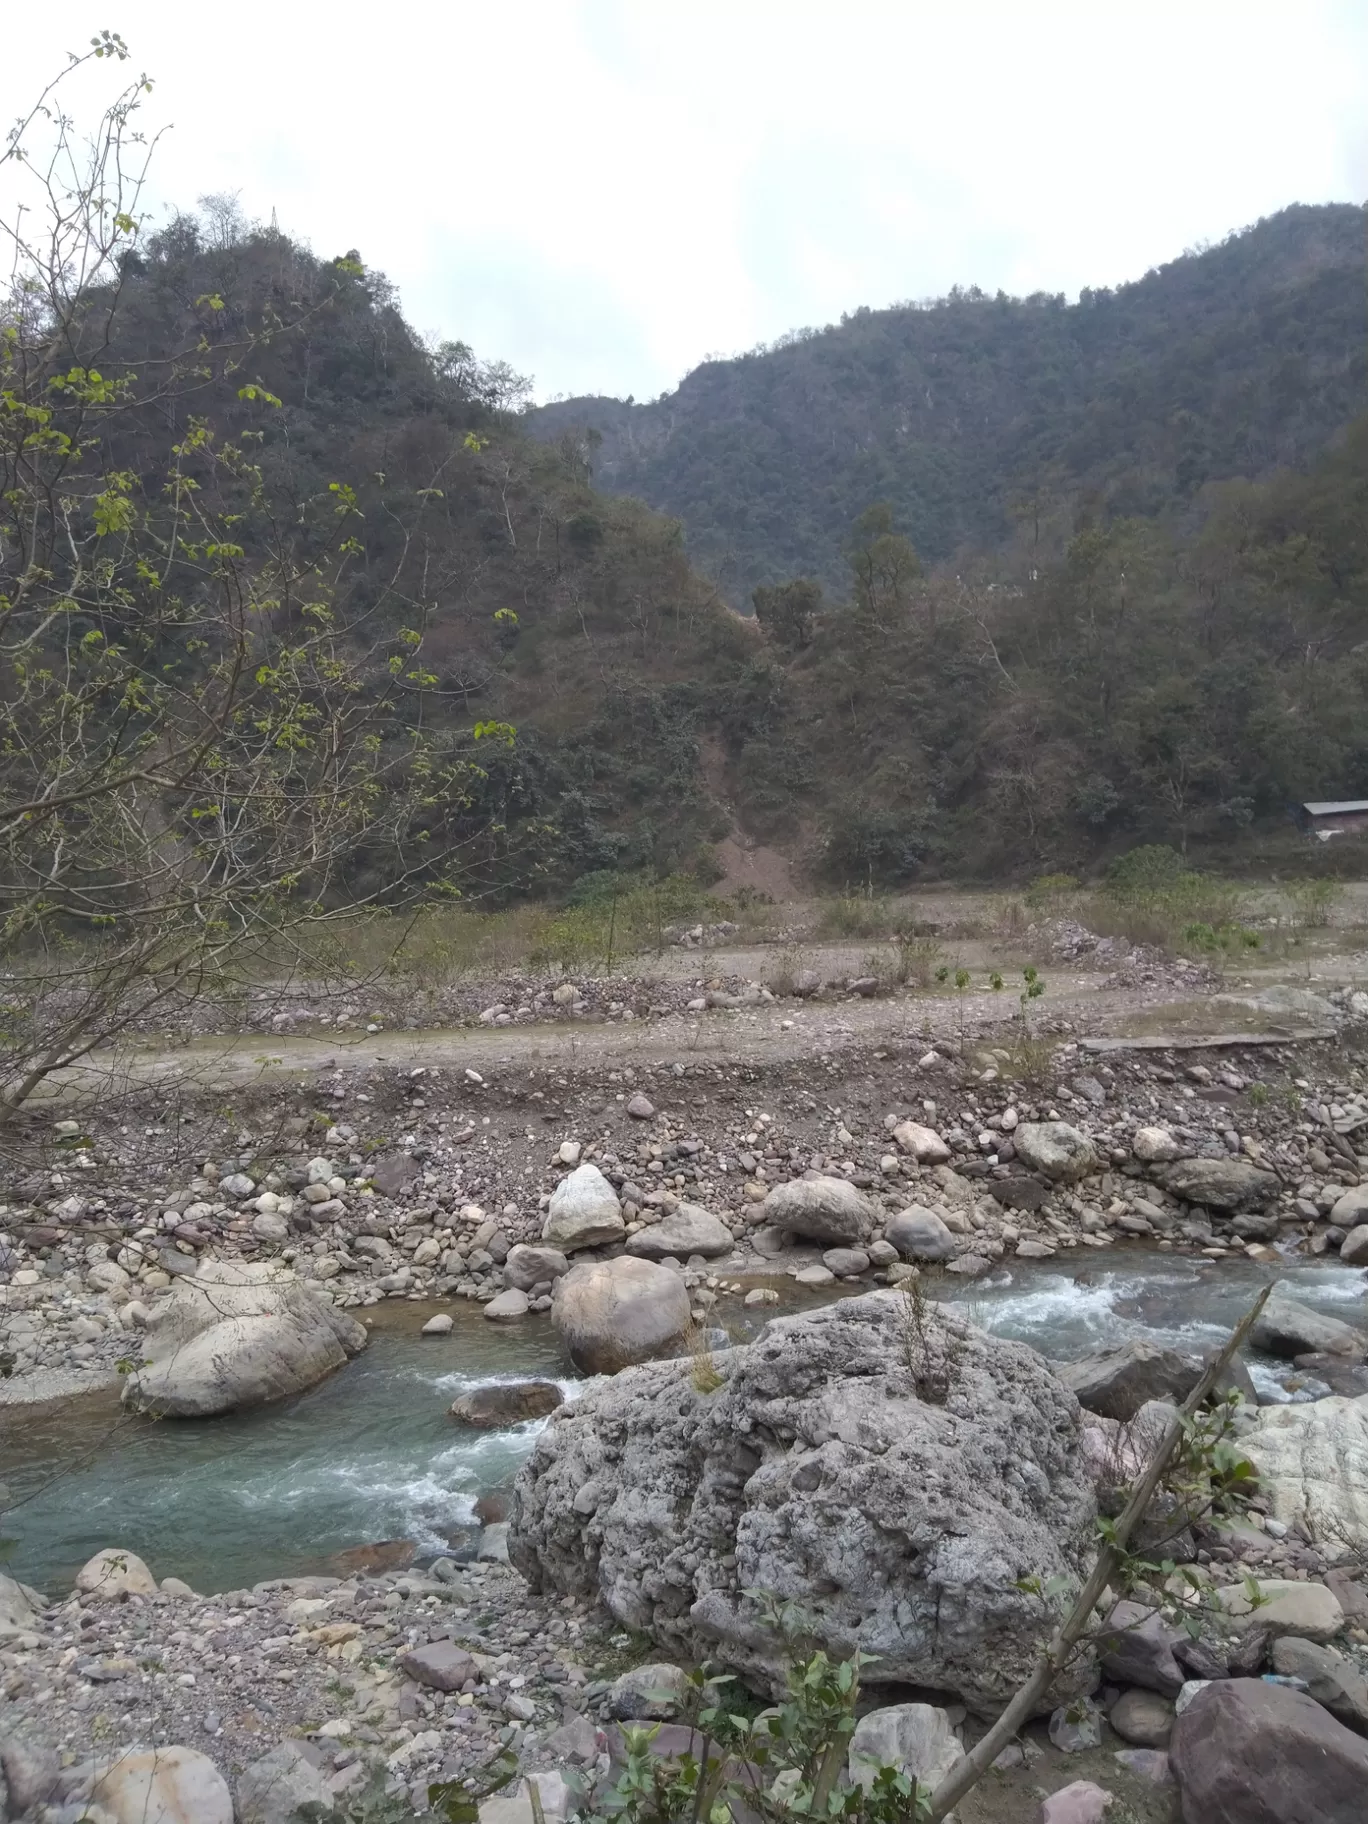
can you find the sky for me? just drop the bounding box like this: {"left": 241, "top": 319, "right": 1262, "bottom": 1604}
{"left": 4, "top": 2, "right": 1366, "bottom": 403}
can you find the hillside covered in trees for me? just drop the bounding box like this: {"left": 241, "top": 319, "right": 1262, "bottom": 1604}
{"left": 527, "top": 204, "right": 1367, "bottom": 606}
{"left": 12, "top": 181, "right": 1368, "bottom": 901}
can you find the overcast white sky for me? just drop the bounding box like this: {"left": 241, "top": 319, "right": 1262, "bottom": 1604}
{"left": 6, "top": 3, "right": 1367, "bottom": 402}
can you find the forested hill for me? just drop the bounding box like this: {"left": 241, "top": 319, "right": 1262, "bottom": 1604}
{"left": 526, "top": 203, "right": 1367, "bottom": 604}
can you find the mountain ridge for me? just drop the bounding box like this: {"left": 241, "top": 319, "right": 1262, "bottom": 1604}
{"left": 526, "top": 202, "right": 1367, "bottom": 605}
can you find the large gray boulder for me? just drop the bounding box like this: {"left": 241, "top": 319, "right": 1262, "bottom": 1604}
{"left": 511, "top": 1291, "right": 1096, "bottom": 1715}
{"left": 1251, "top": 1287, "right": 1367, "bottom": 1360}
{"left": 1169, "top": 1678, "right": 1368, "bottom": 1823}
{"left": 1013, "top": 1123, "right": 1097, "bottom": 1184}
{"left": 121, "top": 1262, "right": 367, "bottom": 1418}
{"left": 543, "top": 1164, "right": 626, "bottom": 1252}
{"left": 551, "top": 1256, "right": 692, "bottom": 1374}
{"left": 1240, "top": 1396, "right": 1368, "bottom": 1551}
{"left": 627, "top": 1203, "right": 735, "bottom": 1261}
{"left": 760, "top": 1176, "right": 874, "bottom": 1244}
{"left": 1153, "top": 1157, "right": 1278, "bottom": 1211}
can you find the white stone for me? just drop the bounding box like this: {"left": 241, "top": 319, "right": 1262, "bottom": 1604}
{"left": 892, "top": 1122, "right": 951, "bottom": 1164}
{"left": 75, "top": 1548, "right": 159, "bottom": 1598}
{"left": 421, "top": 1313, "right": 454, "bottom": 1336}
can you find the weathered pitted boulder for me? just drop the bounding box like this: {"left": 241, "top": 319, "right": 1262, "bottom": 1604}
{"left": 627, "top": 1203, "right": 735, "bottom": 1260}
{"left": 1013, "top": 1123, "right": 1097, "bottom": 1184}
{"left": 511, "top": 1292, "right": 1096, "bottom": 1715}
{"left": 886, "top": 1206, "right": 959, "bottom": 1263}
{"left": 1169, "top": 1678, "right": 1368, "bottom": 1824}
{"left": 760, "top": 1176, "right": 874, "bottom": 1245}
{"left": 120, "top": 1263, "right": 367, "bottom": 1418}
{"left": 450, "top": 1382, "right": 564, "bottom": 1427}
{"left": 1251, "top": 1288, "right": 1367, "bottom": 1361}
{"left": 1240, "top": 1396, "right": 1368, "bottom": 1550}
{"left": 1153, "top": 1157, "right": 1278, "bottom": 1211}
{"left": 542, "top": 1164, "right": 625, "bottom": 1252}
{"left": 551, "top": 1256, "right": 692, "bottom": 1374}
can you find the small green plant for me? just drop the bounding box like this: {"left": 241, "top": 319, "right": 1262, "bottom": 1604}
{"left": 1247, "top": 1082, "right": 1269, "bottom": 1108}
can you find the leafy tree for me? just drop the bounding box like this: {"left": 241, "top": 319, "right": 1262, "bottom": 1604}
{"left": 752, "top": 577, "right": 822, "bottom": 648}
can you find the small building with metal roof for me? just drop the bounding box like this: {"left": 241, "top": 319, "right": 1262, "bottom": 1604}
{"left": 1293, "top": 800, "right": 1368, "bottom": 840}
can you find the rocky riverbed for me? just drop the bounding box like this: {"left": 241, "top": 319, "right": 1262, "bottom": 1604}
{"left": 4, "top": 1009, "right": 1368, "bottom": 1821}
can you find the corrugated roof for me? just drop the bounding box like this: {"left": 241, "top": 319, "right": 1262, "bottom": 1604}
{"left": 1302, "top": 801, "right": 1368, "bottom": 816}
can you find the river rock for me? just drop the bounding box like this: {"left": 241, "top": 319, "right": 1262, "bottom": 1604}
{"left": 1214, "top": 1577, "right": 1343, "bottom": 1642}
{"left": 1153, "top": 1157, "right": 1278, "bottom": 1210}
{"left": 1014, "top": 1123, "right": 1097, "bottom": 1183}
{"left": 1240, "top": 1396, "right": 1368, "bottom": 1550}
{"left": 1340, "top": 1227, "right": 1368, "bottom": 1265}
{"left": 480, "top": 1772, "right": 572, "bottom": 1824}
{"left": 543, "top": 1164, "right": 625, "bottom": 1251}
{"left": 89, "top": 1745, "right": 233, "bottom": 1824}
{"left": 847, "top": 1702, "right": 963, "bottom": 1794}
{"left": 399, "top": 1639, "right": 478, "bottom": 1691}
{"left": 503, "top": 1244, "right": 570, "bottom": 1291}
{"left": 1059, "top": 1341, "right": 1203, "bottom": 1421}
{"left": 605, "top": 1662, "right": 692, "bottom": 1720}
{"left": 1098, "top": 1598, "right": 1186, "bottom": 1695}
{"left": 886, "top": 1205, "right": 958, "bottom": 1262}
{"left": 1049, "top": 1695, "right": 1103, "bottom": 1751}
{"left": 236, "top": 1740, "right": 336, "bottom": 1823}
{"left": 627, "top": 1203, "right": 734, "bottom": 1260}
{"left": 421, "top": 1313, "right": 453, "bottom": 1335}
{"left": 1269, "top": 1636, "right": 1368, "bottom": 1734}
{"left": 511, "top": 1291, "right": 1096, "bottom": 1715}
{"left": 0, "top": 1735, "right": 59, "bottom": 1812}
{"left": 1252, "top": 1287, "right": 1367, "bottom": 1360}
{"left": 0, "top": 1573, "right": 45, "bottom": 1629}
{"left": 551, "top": 1256, "right": 692, "bottom": 1373}
{"left": 1330, "top": 1185, "right": 1368, "bottom": 1227}
{"left": 760, "top": 1176, "right": 874, "bottom": 1244}
{"left": 75, "top": 1547, "right": 159, "bottom": 1599}
{"left": 1108, "top": 1688, "right": 1175, "bottom": 1746}
{"left": 451, "top": 1382, "right": 564, "bottom": 1427}
{"left": 1132, "top": 1127, "right": 1183, "bottom": 1164}
{"left": 823, "top": 1247, "right": 872, "bottom": 1276}
{"left": 1169, "top": 1678, "right": 1368, "bottom": 1823}
{"left": 484, "top": 1288, "right": 530, "bottom": 1321}
{"left": 120, "top": 1262, "right": 367, "bottom": 1418}
{"left": 892, "top": 1122, "right": 951, "bottom": 1164}
{"left": 1039, "top": 1783, "right": 1114, "bottom": 1824}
